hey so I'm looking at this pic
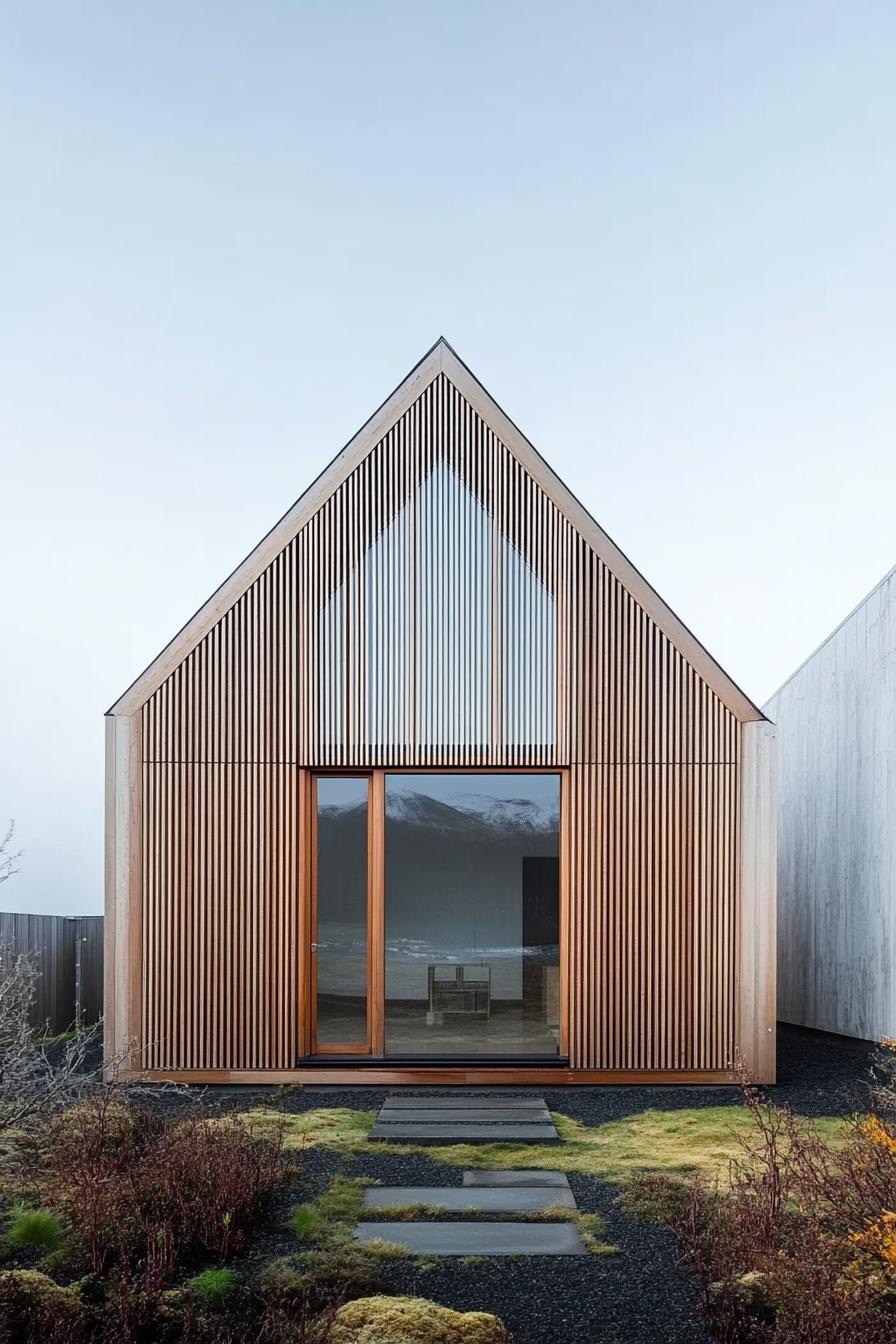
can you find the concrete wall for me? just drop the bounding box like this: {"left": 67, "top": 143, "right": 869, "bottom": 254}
{"left": 764, "top": 566, "right": 896, "bottom": 1041}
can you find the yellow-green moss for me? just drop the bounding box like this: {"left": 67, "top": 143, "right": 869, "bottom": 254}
{"left": 328, "top": 1294, "right": 510, "bottom": 1344}
{"left": 261, "top": 1106, "right": 375, "bottom": 1150}
{"left": 266, "top": 1105, "right": 846, "bottom": 1187}
{"left": 316, "top": 1174, "right": 375, "bottom": 1222}
{"left": 0, "top": 1269, "right": 86, "bottom": 1332}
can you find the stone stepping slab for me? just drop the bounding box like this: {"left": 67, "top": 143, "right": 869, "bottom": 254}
{"left": 462, "top": 1169, "right": 571, "bottom": 1189}
{"left": 362, "top": 1185, "right": 575, "bottom": 1212}
{"left": 368, "top": 1122, "right": 559, "bottom": 1144}
{"left": 355, "top": 1220, "right": 587, "bottom": 1256}
{"left": 378, "top": 1107, "right": 550, "bottom": 1124}
{"left": 383, "top": 1095, "right": 549, "bottom": 1110}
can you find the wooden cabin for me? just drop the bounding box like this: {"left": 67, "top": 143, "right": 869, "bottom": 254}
{"left": 105, "top": 339, "right": 776, "bottom": 1084}
{"left": 765, "top": 564, "right": 896, "bottom": 1043}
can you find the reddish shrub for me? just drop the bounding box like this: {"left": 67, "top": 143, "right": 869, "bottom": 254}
{"left": 40, "top": 1094, "right": 285, "bottom": 1279}
{"left": 676, "top": 1059, "right": 896, "bottom": 1344}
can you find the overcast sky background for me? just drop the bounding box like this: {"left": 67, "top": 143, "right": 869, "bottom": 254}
{"left": 2, "top": 3, "right": 894, "bottom": 914}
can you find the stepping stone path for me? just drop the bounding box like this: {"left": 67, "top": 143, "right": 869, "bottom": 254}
{"left": 358, "top": 1096, "right": 585, "bottom": 1255}
{"left": 363, "top": 1185, "right": 576, "bottom": 1212}
{"left": 367, "top": 1093, "right": 559, "bottom": 1145}
{"left": 355, "top": 1218, "right": 586, "bottom": 1256}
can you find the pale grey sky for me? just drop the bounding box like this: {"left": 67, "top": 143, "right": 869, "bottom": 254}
{"left": 2, "top": 3, "right": 894, "bottom": 913}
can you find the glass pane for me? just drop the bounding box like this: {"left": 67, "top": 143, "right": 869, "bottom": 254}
{"left": 384, "top": 773, "right": 561, "bottom": 1057}
{"left": 315, "top": 777, "right": 368, "bottom": 1046}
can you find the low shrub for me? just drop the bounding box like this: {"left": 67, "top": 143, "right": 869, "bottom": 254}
{"left": 328, "top": 1294, "right": 511, "bottom": 1344}
{"left": 297, "top": 1248, "right": 381, "bottom": 1313}
{"left": 0, "top": 1269, "right": 86, "bottom": 1344}
{"left": 38, "top": 1092, "right": 156, "bottom": 1273}
{"left": 38, "top": 1093, "right": 286, "bottom": 1279}
{"left": 257, "top": 1246, "right": 381, "bottom": 1318}
{"left": 140, "top": 1112, "right": 286, "bottom": 1262}
{"left": 252, "top": 1259, "right": 339, "bottom": 1344}
{"left": 676, "top": 1049, "right": 896, "bottom": 1343}
{"left": 4, "top": 1205, "right": 64, "bottom": 1252}
{"left": 184, "top": 1267, "right": 238, "bottom": 1308}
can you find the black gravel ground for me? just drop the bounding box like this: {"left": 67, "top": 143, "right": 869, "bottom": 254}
{"left": 140, "top": 1025, "right": 878, "bottom": 1344}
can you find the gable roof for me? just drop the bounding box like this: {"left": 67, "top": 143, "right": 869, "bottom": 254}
{"left": 108, "top": 337, "right": 764, "bottom": 721}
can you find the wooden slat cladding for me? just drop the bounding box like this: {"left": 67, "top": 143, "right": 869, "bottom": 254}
{"left": 138, "top": 369, "right": 741, "bottom": 1074}
{"left": 141, "top": 761, "right": 297, "bottom": 1070}
{"left": 567, "top": 764, "right": 738, "bottom": 1071}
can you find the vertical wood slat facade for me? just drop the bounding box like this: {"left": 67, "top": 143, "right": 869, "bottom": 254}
{"left": 136, "top": 374, "right": 740, "bottom": 1073}
{"left": 108, "top": 341, "right": 773, "bottom": 1080}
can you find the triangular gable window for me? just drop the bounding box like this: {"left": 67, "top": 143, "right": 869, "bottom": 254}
{"left": 318, "top": 458, "right": 555, "bottom": 755}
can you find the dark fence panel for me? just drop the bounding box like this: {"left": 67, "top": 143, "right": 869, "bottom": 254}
{"left": 78, "top": 917, "right": 104, "bottom": 1027}
{"left": 0, "top": 912, "right": 104, "bottom": 1035}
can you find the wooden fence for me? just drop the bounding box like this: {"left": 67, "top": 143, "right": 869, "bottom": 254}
{"left": 0, "top": 913, "right": 104, "bottom": 1035}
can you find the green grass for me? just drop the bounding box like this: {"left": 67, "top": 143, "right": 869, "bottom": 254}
{"left": 264, "top": 1104, "right": 846, "bottom": 1187}
{"left": 290, "top": 1203, "right": 322, "bottom": 1241}
{"left": 316, "top": 1174, "right": 374, "bottom": 1222}
{"left": 184, "top": 1267, "right": 237, "bottom": 1307}
{"left": 416, "top": 1253, "right": 443, "bottom": 1272}
{"left": 33, "top": 1029, "right": 81, "bottom": 1046}
{"left": 4, "top": 1206, "right": 64, "bottom": 1252}
{"left": 289, "top": 1175, "right": 406, "bottom": 1262}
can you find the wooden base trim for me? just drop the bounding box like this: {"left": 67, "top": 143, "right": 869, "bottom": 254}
{"left": 119, "top": 1067, "right": 738, "bottom": 1086}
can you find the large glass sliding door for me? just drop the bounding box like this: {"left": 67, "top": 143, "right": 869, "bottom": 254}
{"left": 311, "top": 776, "right": 370, "bottom": 1052}
{"left": 383, "top": 773, "right": 561, "bottom": 1058}
{"left": 308, "top": 770, "right": 562, "bottom": 1060}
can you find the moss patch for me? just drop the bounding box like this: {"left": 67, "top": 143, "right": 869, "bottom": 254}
{"left": 267, "top": 1105, "right": 846, "bottom": 1187}
{"left": 0, "top": 1269, "right": 86, "bottom": 1334}
{"left": 329, "top": 1293, "right": 510, "bottom": 1343}
{"left": 316, "top": 1174, "right": 374, "bottom": 1222}
{"left": 258, "top": 1106, "right": 376, "bottom": 1151}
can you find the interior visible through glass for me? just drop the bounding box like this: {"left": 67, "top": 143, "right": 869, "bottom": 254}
{"left": 384, "top": 773, "right": 561, "bottom": 1057}
{"left": 314, "top": 776, "right": 368, "bottom": 1046}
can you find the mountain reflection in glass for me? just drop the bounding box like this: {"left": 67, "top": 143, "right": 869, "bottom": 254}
{"left": 314, "top": 777, "right": 368, "bottom": 1047}
{"left": 384, "top": 774, "right": 561, "bottom": 1057}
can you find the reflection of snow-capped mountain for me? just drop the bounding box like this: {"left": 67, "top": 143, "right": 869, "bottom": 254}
{"left": 319, "top": 788, "right": 559, "bottom": 836}
{"left": 448, "top": 792, "right": 558, "bottom": 833}
{"left": 384, "top": 789, "right": 557, "bottom": 835}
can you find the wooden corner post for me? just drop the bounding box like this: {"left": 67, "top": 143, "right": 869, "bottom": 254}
{"left": 738, "top": 719, "right": 777, "bottom": 1083}
{"left": 104, "top": 712, "right": 142, "bottom": 1076}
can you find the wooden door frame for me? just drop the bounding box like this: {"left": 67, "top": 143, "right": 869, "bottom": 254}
{"left": 299, "top": 765, "right": 568, "bottom": 1063}
{"left": 305, "top": 770, "right": 380, "bottom": 1056}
